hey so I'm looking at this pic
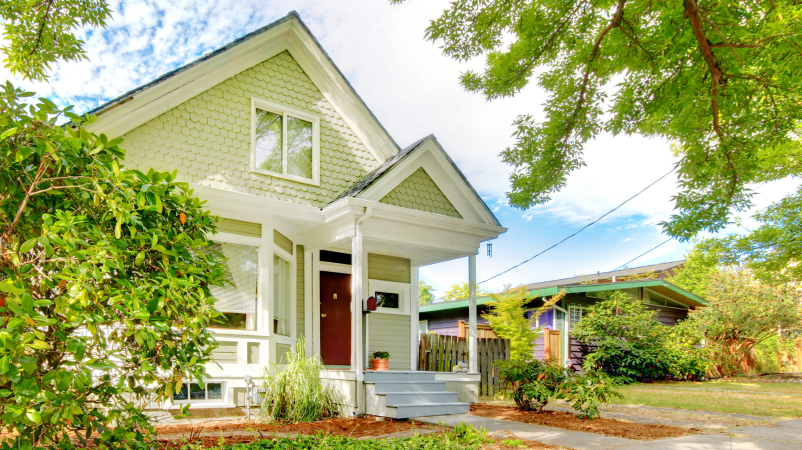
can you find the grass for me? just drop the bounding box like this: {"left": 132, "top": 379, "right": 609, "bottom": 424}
{"left": 610, "top": 383, "right": 802, "bottom": 418}
{"left": 645, "top": 380, "right": 802, "bottom": 395}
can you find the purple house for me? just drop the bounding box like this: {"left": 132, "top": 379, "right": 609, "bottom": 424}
{"left": 418, "top": 261, "right": 707, "bottom": 371}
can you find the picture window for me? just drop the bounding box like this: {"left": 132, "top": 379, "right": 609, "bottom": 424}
{"left": 375, "top": 291, "right": 400, "bottom": 309}
{"left": 174, "top": 382, "right": 223, "bottom": 401}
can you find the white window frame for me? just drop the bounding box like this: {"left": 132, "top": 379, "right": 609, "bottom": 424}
{"left": 271, "top": 246, "right": 295, "bottom": 340}
{"left": 208, "top": 232, "right": 262, "bottom": 334}
{"left": 368, "top": 279, "right": 411, "bottom": 315}
{"left": 568, "top": 305, "right": 587, "bottom": 328}
{"left": 419, "top": 319, "right": 429, "bottom": 334}
{"left": 172, "top": 381, "right": 226, "bottom": 404}
{"left": 250, "top": 98, "right": 320, "bottom": 186}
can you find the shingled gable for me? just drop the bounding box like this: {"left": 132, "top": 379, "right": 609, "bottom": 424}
{"left": 85, "top": 11, "right": 398, "bottom": 163}
{"left": 329, "top": 135, "right": 501, "bottom": 226}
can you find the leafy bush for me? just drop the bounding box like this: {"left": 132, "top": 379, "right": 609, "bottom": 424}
{"left": 259, "top": 337, "right": 342, "bottom": 422}
{"left": 555, "top": 370, "right": 623, "bottom": 419}
{"left": 0, "top": 86, "right": 227, "bottom": 449}
{"left": 496, "top": 359, "right": 568, "bottom": 411}
{"left": 372, "top": 350, "right": 390, "bottom": 360}
{"left": 572, "top": 292, "right": 708, "bottom": 383}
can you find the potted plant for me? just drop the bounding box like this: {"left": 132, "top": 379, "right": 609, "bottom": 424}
{"left": 370, "top": 350, "right": 390, "bottom": 371}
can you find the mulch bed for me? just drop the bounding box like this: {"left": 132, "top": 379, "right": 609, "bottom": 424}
{"left": 469, "top": 403, "right": 700, "bottom": 440}
{"left": 154, "top": 416, "right": 433, "bottom": 440}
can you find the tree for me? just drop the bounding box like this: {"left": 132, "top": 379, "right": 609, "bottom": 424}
{"left": 393, "top": 0, "right": 802, "bottom": 240}
{"left": 686, "top": 270, "right": 802, "bottom": 377}
{"left": 667, "top": 238, "right": 736, "bottom": 298}
{"left": 419, "top": 280, "right": 436, "bottom": 305}
{"left": 0, "top": 84, "right": 228, "bottom": 448}
{"left": 483, "top": 286, "right": 564, "bottom": 360}
{"left": 441, "top": 282, "right": 489, "bottom": 301}
{"left": 1, "top": 0, "right": 111, "bottom": 81}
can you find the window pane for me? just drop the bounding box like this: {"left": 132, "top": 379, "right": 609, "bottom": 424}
{"left": 376, "top": 292, "right": 399, "bottom": 309}
{"left": 286, "top": 116, "right": 313, "bottom": 179}
{"left": 207, "top": 383, "right": 223, "bottom": 400}
{"left": 208, "top": 243, "right": 258, "bottom": 331}
{"left": 173, "top": 384, "right": 188, "bottom": 400}
{"left": 273, "top": 255, "right": 291, "bottom": 336}
{"left": 189, "top": 383, "right": 205, "bottom": 400}
{"left": 255, "top": 109, "right": 283, "bottom": 173}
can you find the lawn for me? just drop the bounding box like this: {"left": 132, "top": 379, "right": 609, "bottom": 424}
{"left": 610, "top": 381, "right": 802, "bottom": 418}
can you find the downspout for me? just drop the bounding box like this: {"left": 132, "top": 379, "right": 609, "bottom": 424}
{"left": 353, "top": 207, "right": 371, "bottom": 416}
{"left": 551, "top": 303, "right": 569, "bottom": 368}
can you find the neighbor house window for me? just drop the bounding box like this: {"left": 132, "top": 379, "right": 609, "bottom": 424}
{"left": 273, "top": 254, "right": 292, "bottom": 336}
{"left": 568, "top": 305, "right": 586, "bottom": 328}
{"left": 174, "top": 382, "right": 223, "bottom": 402}
{"left": 208, "top": 243, "right": 259, "bottom": 331}
{"left": 251, "top": 98, "right": 320, "bottom": 185}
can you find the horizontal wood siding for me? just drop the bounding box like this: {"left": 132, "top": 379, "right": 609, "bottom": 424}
{"left": 646, "top": 304, "right": 689, "bottom": 325}
{"left": 368, "top": 313, "right": 410, "bottom": 370}
{"left": 368, "top": 254, "right": 410, "bottom": 283}
{"left": 211, "top": 341, "right": 238, "bottom": 363}
{"left": 219, "top": 218, "right": 262, "bottom": 237}
{"left": 296, "top": 245, "right": 304, "bottom": 338}
{"left": 273, "top": 230, "right": 293, "bottom": 255}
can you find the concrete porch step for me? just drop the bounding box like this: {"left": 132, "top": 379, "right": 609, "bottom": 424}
{"left": 364, "top": 371, "right": 437, "bottom": 382}
{"left": 388, "top": 402, "right": 472, "bottom": 419}
{"left": 369, "top": 381, "right": 448, "bottom": 392}
{"left": 379, "top": 391, "right": 459, "bottom": 405}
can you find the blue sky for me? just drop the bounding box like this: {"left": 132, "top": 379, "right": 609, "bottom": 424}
{"left": 2, "top": 0, "right": 796, "bottom": 296}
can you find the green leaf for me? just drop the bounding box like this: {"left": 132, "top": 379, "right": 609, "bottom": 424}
{"left": 0, "top": 356, "right": 10, "bottom": 375}
{"left": 85, "top": 362, "right": 115, "bottom": 371}
{"left": 26, "top": 409, "right": 41, "bottom": 424}
{"left": 19, "top": 238, "right": 37, "bottom": 253}
{"left": 0, "top": 127, "right": 17, "bottom": 140}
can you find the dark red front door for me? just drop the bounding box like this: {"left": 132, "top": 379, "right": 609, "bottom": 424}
{"left": 320, "top": 272, "right": 351, "bottom": 366}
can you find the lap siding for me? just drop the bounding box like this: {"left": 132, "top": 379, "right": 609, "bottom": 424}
{"left": 368, "top": 313, "right": 411, "bottom": 370}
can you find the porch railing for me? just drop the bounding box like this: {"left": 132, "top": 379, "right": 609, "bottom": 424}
{"left": 418, "top": 334, "right": 510, "bottom": 397}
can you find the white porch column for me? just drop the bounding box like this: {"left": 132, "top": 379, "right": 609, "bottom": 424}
{"left": 468, "top": 254, "right": 478, "bottom": 373}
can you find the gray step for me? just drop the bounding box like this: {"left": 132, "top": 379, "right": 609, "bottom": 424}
{"left": 380, "top": 391, "right": 459, "bottom": 405}
{"left": 371, "top": 381, "right": 447, "bottom": 393}
{"left": 389, "top": 402, "right": 471, "bottom": 419}
{"left": 364, "top": 371, "right": 437, "bottom": 383}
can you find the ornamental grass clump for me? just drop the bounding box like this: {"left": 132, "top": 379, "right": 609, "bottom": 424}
{"left": 259, "top": 337, "right": 341, "bottom": 422}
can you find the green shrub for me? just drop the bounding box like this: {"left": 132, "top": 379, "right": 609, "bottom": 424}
{"left": 572, "top": 292, "right": 708, "bottom": 382}
{"left": 259, "top": 337, "right": 342, "bottom": 422}
{"left": 555, "top": 370, "right": 623, "bottom": 419}
{"left": 495, "top": 359, "right": 568, "bottom": 411}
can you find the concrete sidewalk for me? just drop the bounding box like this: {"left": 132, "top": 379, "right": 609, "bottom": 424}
{"left": 412, "top": 414, "right": 631, "bottom": 449}
{"left": 412, "top": 415, "right": 802, "bottom": 450}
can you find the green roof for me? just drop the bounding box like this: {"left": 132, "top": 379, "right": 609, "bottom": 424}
{"left": 419, "top": 279, "right": 706, "bottom": 313}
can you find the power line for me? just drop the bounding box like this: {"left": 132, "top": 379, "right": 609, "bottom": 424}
{"left": 478, "top": 168, "right": 675, "bottom": 285}
{"left": 612, "top": 238, "right": 673, "bottom": 271}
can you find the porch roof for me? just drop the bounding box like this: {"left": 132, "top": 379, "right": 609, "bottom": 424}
{"left": 419, "top": 279, "right": 707, "bottom": 313}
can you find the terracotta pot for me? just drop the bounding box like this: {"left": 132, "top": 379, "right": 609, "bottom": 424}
{"left": 370, "top": 359, "right": 390, "bottom": 371}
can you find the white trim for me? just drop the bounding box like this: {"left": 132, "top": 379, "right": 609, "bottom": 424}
{"left": 368, "top": 279, "right": 411, "bottom": 315}
{"left": 87, "top": 16, "right": 397, "bottom": 163}
{"left": 304, "top": 249, "right": 313, "bottom": 355}
{"left": 250, "top": 98, "right": 321, "bottom": 186}
{"left": 411, "top": 266, "right": 420, "bottom": 370}
{"left": 312, "top": 251, "right": 321, "bottom": 356}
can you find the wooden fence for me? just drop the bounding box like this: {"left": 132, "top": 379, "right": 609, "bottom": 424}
{"left": 418, "top": 334, "right": 510, "bottom": 397}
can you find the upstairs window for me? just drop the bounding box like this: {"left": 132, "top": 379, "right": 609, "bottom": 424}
{"left": 251, "top": 98, "right": 320, "bottom": 185}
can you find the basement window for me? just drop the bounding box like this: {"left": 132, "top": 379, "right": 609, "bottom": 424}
{"left": 251, "top": 98, "right": 320, "bottom": 185}
{"left": 174, "top": 382, "right": 223, "bottom": 402}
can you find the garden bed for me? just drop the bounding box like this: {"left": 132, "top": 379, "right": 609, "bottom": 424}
{"left": 153, "top": 417, "right": 561, "bottom": 449}
{"left": 468, "top": 403, "right": 699, "bottom": 440}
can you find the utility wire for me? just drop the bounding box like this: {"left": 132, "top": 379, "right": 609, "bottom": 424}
{"left": 478, "top": 168, "right": 675, "bottom": 285}
{"left": 612, "top": 238, "right": 673, "bottom": 271}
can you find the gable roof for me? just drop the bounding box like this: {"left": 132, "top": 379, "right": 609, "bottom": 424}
{"left": 84, "top": 11, "right": 399, "bottom": 162}
{"left": 330, "top": 134, "right": 502, "bottom": 226}
{"left": 419, "top": 278, "right": 706, "bottom": 314}
{"left": 521, "top": 260, "right": 684, "bottom": 291}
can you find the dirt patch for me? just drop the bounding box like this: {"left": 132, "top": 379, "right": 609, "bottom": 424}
{"left": 469, "top": 403, "right": 700, "bottom": 440}
{"left": 155, "top": 416, "right": 436, "bottom": 440}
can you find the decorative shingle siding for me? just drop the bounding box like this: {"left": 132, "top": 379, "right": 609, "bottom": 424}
{"left": 379, "top": 168, "right": 462, "bottom": 218}
{"left": 119, "top": 51, "right": 380, "bottom": 206}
